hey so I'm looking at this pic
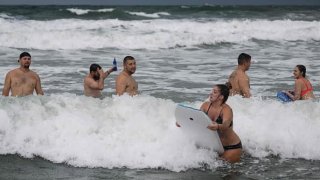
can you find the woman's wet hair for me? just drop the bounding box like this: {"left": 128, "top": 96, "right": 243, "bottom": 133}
{"left": 296, "top": 65, "right": 306, "bottom": 78}
{"left": 89, "top": 64, "right": 101, "bottom": 72}
{"left": 216, "top": 84, "right": 230, "bottom": 104}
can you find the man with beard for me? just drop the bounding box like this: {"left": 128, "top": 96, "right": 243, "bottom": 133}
{"left": 83, "top": 64, "right": 115, "bottom": 98}
{"left": 2, "top": 52, "right": 44, "bottom": 96}
{"left": 227, "top": 53, "right": 252, "bottom": 98}
{"left": 116, "top": 56, "right": 138, "bottom": 96}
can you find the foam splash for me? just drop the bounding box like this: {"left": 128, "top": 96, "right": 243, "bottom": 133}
{"left": 0, "top": 13, "right": 14, "bottom": 19}
{"left": 1, "top": 94, "right": 320, "bottom": 170}
{"left": 66, "top": 8, "right": 114, "bottom": 15}
{"left": 0, "top": 18, "right": 319, "bottom": 50}
{"left": 229, "top": 96, "right": 320, "bottom": 159}
{"left": 125, "top": 11, "right": 171, "bottom": 18}
{"left": 0, "top": 94, "right": 221, "bottom": 171}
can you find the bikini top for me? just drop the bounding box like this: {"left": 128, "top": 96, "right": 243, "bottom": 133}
{"left": 300, "top": 78, "right": 313, "bottom": 97}
{"left": 206, "top": 103, "right": 233, "bottom": 127}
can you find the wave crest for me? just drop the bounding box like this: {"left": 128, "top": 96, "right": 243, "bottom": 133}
{"left": 0, "top": 18, "right": 319, "bottom": 50}
{"left": 66, "top": 8, "right": 115, "bottom": 15}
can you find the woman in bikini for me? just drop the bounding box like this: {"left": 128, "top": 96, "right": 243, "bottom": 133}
{"left": 200, "top": 84, "right": 242, "bottom": 163}
{"left": 284, "top": 65, "right": 315, "bottom": 100}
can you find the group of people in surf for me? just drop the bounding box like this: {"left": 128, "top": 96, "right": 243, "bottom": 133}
{"left": 2, "top": 52, "right": 138, "bottom": 98}
{"left": 1, "top": 52, "right": 315, "bottom": 164}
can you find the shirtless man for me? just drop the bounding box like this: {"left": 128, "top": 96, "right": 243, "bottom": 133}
{"left": 115, "top": 56, "right": 138, "bottom": 96}
{"left": 227, "top": 53, "right": 251, "bottom": 98}
{"left": 2, "top": 52, "right": 44, "bottom": 96}
{"left": 83, "top": 64, "right": 115, "bottom": 98}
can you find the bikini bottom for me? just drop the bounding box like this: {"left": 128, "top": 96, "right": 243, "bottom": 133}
{"left": 223, "top": 141, "right": 242, "bottom": 151}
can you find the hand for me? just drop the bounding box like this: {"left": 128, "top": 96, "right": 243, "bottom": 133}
{"left": 284, "top": 90, "right": 293, "bottom": 96}
{"left": 98, "top": 69, "right": 104, "bottom": 76}
{"left": 207, "top": 122, "right": 219, "bottom": 131}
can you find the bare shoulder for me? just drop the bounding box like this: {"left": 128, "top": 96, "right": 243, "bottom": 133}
{"left": 83, "top": 75, "right": 90, "bottom": 83}
{"left": 237, "top": 70, "right": 246, "bottom": 77}
{"left": 238, "top": 71, "right": 249, "bottom": 81}
{"left": 7, "top": 68, "right": 19, "bottom": 74}
{"left": 29, "top": 70, "right": 41, "bottom": 79}
{"left": 200, "top": 101, "right": 210, "bottom": 111}
{"left": 222, "top": 104, "right": 232, "bottom": 113}
{"left": 229, "top": 70, "right": 237, "bottom": 78}
{"left": 295, "top": 79, "right": 303, "bottom": 85}
{"left": 116, "top": 72, "right": 128, "bottom": 81}
{"left": 30, "top": 70, "right": 39, "bottom": 75}
{"left": 84, "top": 75, "right": 94, "bottom": 84}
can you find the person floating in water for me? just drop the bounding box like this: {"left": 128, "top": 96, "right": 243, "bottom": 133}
{"left": 284, "top": 65, "right": 315, "bottom": 100}
{"left": 2, "top": 52, "right": 44, "bottom": 96}
{"left": 200, "top": 84, "right": 242, "bottom": 163}
{"left": 115, "top": 56, "right": 138, "bottom": 96}
{"left": 227, "top": 53, "right": 252, "bottom": 98}
{"left": 83, "top": 64, "right": 115, "bottom": 98}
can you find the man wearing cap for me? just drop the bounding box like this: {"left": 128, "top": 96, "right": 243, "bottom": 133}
{"left": 2, "top": 52, "right": 44, "bottom": 96}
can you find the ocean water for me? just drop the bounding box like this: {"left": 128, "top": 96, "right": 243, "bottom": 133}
{"left": 0, "top": 5, "right": 320, "bottom": 179}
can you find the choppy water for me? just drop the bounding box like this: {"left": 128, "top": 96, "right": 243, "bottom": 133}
{"left": 1, "top": 5, "right": 320, "bottom": 179}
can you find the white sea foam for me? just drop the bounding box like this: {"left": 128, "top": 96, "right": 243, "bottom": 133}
{"left": 0, "top": 13, "right": 14, "bottom": 19}
{"left": 229, "top": 96, "right": 320, "bottom": 159}
{"left": 66, "top": 8, "right": 114, "bottom": 15}
{"left": 125, "top": 11, "right": 171, "bottom": 18}
{"left": 0, "top": 94, "right": 221, "bottom": 171}
{"left": 0, "top": 18, "right": 319, "bottom": 50}
{"left": 0, "top": 94, "right": 320, "bottom": 170}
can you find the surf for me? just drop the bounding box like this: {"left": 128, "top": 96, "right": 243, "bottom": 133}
{"left": 0, "top": 16, "right": 319, "bottom": 50}
{"left": 0, "top": 94, "right": 320, "bottom": 171}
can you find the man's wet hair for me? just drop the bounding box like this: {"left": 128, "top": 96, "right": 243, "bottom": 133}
{"left": 216, "top": 84, "right": 230, "bottom": 104}
{"left": 89, "top": 64, "right": 101, "bottom": 73}
{"left": 238, "top": 53, "right": 251, "bottom": 65}
{"left": 19, "top": 52, "right": 31, "bottom": 59}
{"left": 123, "top": 56, "right": 135, "bottom": 64}
{"left": 296, "top": 64, "right": 306, "bottom": 78}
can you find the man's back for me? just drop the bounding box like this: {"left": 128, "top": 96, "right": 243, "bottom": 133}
{"left": 228, "top": 69, "right": 250, "bottom": 97}
{"left": 228, "top": 53, "right": 252, "bottom": 98}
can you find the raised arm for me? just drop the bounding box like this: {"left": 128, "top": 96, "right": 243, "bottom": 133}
{"left": 103, "top": 67, "right": 115, "bottom": 79}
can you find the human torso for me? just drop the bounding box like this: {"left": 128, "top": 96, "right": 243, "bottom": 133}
{"left": 83, "top": 75, "right": 102, "bottom": 98}
{"left": 228, "top": 69, "right": 249, "bottom": 96}
{"left": 204, "top": 102, "right": 240, "bottom": 146}
{"left": 118, "top": 72, "right": 138, "bottom": 95}
{"left": 298, "top": 78, "right": 314, "bottom": 100}
{"left": 9, "top": 69, "right": 38, "bottom": 96}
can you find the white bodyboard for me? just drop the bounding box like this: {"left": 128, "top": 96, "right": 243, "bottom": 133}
{"left": 175, "top": 104, "right": 224, "bottom": 154}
